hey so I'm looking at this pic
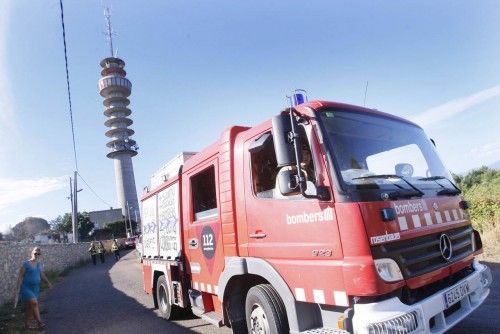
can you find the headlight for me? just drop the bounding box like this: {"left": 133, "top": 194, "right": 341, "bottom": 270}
{"left": 374, "top": 258, "right": 403, "bottom": 282}
{"left": 367, "top": 310, "right": 420, "bottom": 334}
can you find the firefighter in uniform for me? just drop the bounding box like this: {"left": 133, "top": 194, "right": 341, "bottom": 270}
{"left": 111, "top": 239, "right": 120, "bottom": 261}
{"left": 88, "top": 242, "right": 98, "bottom": 265}
{"left": 97, "top": 241, "right": 106, "bottom": 263}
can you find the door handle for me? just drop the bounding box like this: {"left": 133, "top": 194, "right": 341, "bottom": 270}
{"left": 249, "top": 232, "right": 267, "bottom": 239}
{"left": 189, "top": 238, "right": 198, "bottom": 249}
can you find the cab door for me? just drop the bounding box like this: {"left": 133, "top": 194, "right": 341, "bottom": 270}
{"left": 184, "top": 161, "right": 224, "bottom": 296}
{"left": 241, "top": 125, "right": 346, "bottom": 305}
{"left": 244, "top": 128, "right": 341, "bottom": 261}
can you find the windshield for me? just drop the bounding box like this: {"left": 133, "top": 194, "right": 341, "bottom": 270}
{"left": 317, "top": 108, "right": 455, "bottom": 200}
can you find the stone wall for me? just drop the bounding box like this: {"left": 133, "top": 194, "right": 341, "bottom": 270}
{"left": 0, "top": 242, "right": 91, "bottom": 305}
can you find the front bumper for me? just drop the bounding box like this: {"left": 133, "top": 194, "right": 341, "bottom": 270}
{"left": 352, "top": 260, "right": 492, "bottom": 334}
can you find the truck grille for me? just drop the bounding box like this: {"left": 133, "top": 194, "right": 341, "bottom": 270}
{"left": 371, "top": 225, "right": 473, "bottom": 279}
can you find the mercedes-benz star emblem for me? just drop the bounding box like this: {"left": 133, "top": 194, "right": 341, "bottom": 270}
{"left": 439, "top": 234, "right": 453, "bottom": 261}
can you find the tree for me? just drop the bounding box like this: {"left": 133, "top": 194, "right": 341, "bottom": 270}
{"left": 52, "top": 213, "right": 73, "bottom": 233}
{"left": 457, "top": 166, "right": 499, "bottom": 190}
{"left": 78, "top": 212, "right": 94, "bottom": 240}
{"left": 50, "top": 212, "right": 94, "bottom": 241}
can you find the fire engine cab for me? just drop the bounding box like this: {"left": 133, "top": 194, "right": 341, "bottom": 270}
{"left": 140, "top": 92, "right": 492, "bottom": 333}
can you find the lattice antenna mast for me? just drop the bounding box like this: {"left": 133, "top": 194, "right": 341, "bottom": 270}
{"left": 103, "top": 7, "right": 116, "bottom": 57}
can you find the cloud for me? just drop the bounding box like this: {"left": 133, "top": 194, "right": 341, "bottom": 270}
{"left": 470, "top": 141, "right": 500, "bottom": 158}
{"left": 0, "top": 176, "right": 68, "bottom": 211}
{"left": 410, "top": 85, "right": 500, "bottom": 127}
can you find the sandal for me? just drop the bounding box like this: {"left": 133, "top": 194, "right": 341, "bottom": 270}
{"left": 37, "top": 322, "right": 46, "bottom": 330}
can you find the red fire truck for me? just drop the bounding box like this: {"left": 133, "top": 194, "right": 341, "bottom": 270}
{"left": 140, "top": 95, "right": 492, "bottom": 333}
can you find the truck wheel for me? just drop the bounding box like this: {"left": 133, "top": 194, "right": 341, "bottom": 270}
{"left": 156, "top": 275, "right": 177, "bottom": 320}
{"left": 245, "top": 284, "right": 289, "bottom": 334}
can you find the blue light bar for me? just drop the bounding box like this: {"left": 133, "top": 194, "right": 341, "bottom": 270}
{"left": 291, "top": 89, "right": 308, "bottom": 106}
{"left": 293, "top": 93, "right": 305, "bottom": 106}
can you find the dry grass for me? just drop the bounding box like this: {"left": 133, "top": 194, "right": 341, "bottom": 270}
{"left": 478, "top": 223, "right": 500, "bottom": 263}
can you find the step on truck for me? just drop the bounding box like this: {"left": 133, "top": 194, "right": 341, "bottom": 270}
{"left": 140, "top": 92, "right": 492, "bottom": 334}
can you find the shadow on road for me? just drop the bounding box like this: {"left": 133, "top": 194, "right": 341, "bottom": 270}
{"left": 41, "top": 250, "right": 207, "bottom": 334}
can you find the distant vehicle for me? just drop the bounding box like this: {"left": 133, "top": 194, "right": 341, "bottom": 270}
{"left": 124, "top": 237, "right": 136, "bottom": 249}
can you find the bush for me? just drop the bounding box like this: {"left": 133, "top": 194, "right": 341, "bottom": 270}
{"left": 456, "top": 167, "right": 500, "bottom": 232}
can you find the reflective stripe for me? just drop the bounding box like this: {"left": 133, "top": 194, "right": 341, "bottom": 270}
{"left": 444, "top": 211, "right": 451, "bottom": 222}
{"left": 334, "top": 290, "right": 349, "bottom": 307}
{"left": 412, "top": 215, "right": 421, "bottom": 228}
{"left": 424, "top": 212, "right": 432, "bottom": 225}
{"left": 435, "top": 211, "right": 443, "bottom": 224}
{"left": 398, "top": 217, "right": 408, "bottom": 230}
{"left": 313, "top": 290, "right": 325, "bottom": 304}
{"left": 295, "top": 288, "right": 306, "bottom": 302}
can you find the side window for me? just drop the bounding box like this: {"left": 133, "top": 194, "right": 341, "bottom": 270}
{"left": 191, "top": 166, "right": 218, "bottom": 221}
{"left": 250, "top": 129, "right": 316, "bottom": 199}
{"left": 250, "top": 133, "right": 279, "bottom": 198}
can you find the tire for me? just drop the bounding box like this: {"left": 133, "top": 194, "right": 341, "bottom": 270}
{"left": 156, "top": 275, "right": 178, "bottom": 320}
{"left": 245, "top": 284, "right": 289, "bottom": 334}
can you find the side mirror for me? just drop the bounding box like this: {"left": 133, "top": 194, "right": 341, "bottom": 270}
{"left": 272, "top": 114, "right": 302, "bottom": 167}
{"left": 276, "top": 169, "right": 300, "bottom": 196}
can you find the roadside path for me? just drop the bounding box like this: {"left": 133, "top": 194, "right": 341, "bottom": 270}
{"left": 42, "top": 250, "right": 229, "bottom": 334}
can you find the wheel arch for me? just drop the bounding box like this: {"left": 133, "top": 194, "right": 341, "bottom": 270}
{"left": 218, "top": 257, "right": 307, "bottom": 333}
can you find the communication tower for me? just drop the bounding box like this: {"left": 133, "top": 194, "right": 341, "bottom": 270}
{"left": 98, "top": 8, "right": 140, "bottom": 226}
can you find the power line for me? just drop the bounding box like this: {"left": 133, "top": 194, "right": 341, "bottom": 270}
{"left": 59, "top": 0, "right": 78, "bottom": 171}
{"left": 59, "top": 0, "right": 113, "bottom": 210}
{"left": 77, "top": 172, "right": 114, "bottom": 208}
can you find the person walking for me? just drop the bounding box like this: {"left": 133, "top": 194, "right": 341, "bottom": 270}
{"left": 88, "top": 242, "right": 98, "bottom": 265}
{"left": 14, "top": 247, "right": 53, "bottom": 330}
{"left": 97, "top": 241, "right": 106, "bottom": 263}
{"left": 111, "top": 239, "right": 120, "bottom": 261}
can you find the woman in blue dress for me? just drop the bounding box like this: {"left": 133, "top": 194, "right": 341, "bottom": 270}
{"left": 15, "top": 247, "right": 53, "bottom": 330}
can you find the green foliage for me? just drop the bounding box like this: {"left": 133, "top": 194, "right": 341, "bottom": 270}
{"left": 455, "top": 166, "right": 500, "bottom": 232}
{"left": 50, "top": 212, "right": 94, "bottom": 241}
{"left": 78, "top": 212, "right": 94, "bottom": 239}
{"left": 51, "top": 214, "right": 71, "bottom": 233}
{"left": 92, "top": 220, "right": 138, "bottom": 240}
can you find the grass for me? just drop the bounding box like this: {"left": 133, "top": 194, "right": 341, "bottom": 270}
{"left": 478, "top": 222, "right": 500, "bottom": 263}
{"left": 0, "top": 259, "right": 89, "bottom": 333}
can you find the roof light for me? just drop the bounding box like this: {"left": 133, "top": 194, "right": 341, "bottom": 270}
{"left": 292, "top": 89, "right": 308, "bottom": 106}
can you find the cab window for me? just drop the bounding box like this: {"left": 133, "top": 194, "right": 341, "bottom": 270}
{"left": 250, "top": 129, "right": 315, "bottom": 199}
{"left": 191, "top": 166, "right": 218, "bottom": 220}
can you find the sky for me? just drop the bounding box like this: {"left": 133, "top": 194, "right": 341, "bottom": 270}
{"left": 1, "top": 0, "right": 499, "bottom": 232}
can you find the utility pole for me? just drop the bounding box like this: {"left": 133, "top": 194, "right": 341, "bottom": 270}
{"left": 73, "top": 171, "right": 79, "bottom": 243}
{"left": 70, "top": 176, "right": 76, "bottom": 243}
{"left": 134, "top": 209, "right": 139, "bottom": 234}
{"left": 126, "top": 201, "right": 133, "bottom": 237}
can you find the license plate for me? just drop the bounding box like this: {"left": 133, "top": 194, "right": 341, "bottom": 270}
{"left": 443, "top": 282, "right": 470, "bottom": 308}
